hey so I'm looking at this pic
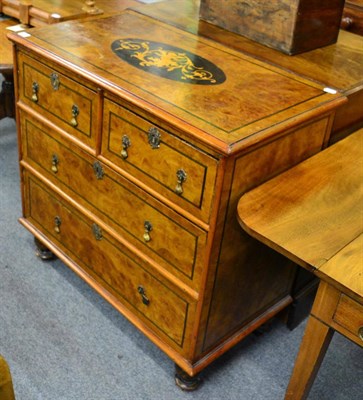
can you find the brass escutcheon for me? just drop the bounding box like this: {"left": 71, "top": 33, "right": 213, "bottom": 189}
{"left": 31, "top": 82, "right": 39, "bottom": 102}
{"left": 51, "top": 154, "right": 59, "bottom": 173}
{"left": 359, "top": 327, "right": 363, "bottom": 342}
{"left": 175, "top": 169, "right": 187, "bottom": 195}
{"left": 93, "top": 161, "right": 104, "bottom": 180}
{"left": 92, "top": 223, "right": 103, "bottom": 241}
{"left": 70, "top": 104, "right": 79, "bottom": 127}
{"left": 148, "top": 127, "right": 161, "bottom": 149}
{"left": 143, "top": 221, "right": 152, "bottom": 242}
{"left": 54, "top": 216, "right": 61, "bottom": 233}
{"left": 50, "top": 72, "right": 60, "bottom": 90}
{"left": 121, "top": 135, "right": 131, "bottom": 159}
{"left": 137, "top": 285, "right": 150, "bottom": 306}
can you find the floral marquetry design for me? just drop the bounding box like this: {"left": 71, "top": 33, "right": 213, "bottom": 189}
{"left": 111, "top": 39, "right": 226, "bottom": 85}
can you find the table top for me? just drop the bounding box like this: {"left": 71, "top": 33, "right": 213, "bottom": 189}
{"left": 237, "top": 129, "right": 363, "bottom": 298}
{"left": 0, "top": 17, "right": 17, "bottom": 67}
{"left": 20, "top": 0, "right": 140, "bottom": 17}
{"left": 0, "top": 0, "right": 141, "bottom": 24}
{"left": 317, "top": 233, "right": 363, "bottom": 298}
{"left": 1, "top": 0, "right": 86, "bottom": 20}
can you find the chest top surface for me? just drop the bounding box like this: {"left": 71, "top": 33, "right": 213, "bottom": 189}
{"left": 9, "top": 10, "right": 345, "bottom": 153}
{"left": 138, "top": 0, "right": 363, "bottom": 92}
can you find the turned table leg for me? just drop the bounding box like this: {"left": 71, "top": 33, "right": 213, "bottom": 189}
{"left": 174, "top": 364, "right": 201, "bottom": 391}
{"left": 34, "top": 237, "right": 56, "bottom": 260}
{"left": 82, "top": 1, "right": 102, "bottom": 15}
{"left": 285, "top": 314, "right": 334, "bottom": 399}
{"left": 0, "top": 68, "right": 15, "bottom": 120}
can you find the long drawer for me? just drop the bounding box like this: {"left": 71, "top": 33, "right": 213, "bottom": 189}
{"left": 18, "top": 51, "right": 100, "bottom": 151}
{"left": 23, "top": 172, "right": 196, "bottom": 352}
{"left": 102, "top": 97, "right": 219, "bottom": 224}
{"left": 21, "top": 112, "right": 207, "bottom": 291}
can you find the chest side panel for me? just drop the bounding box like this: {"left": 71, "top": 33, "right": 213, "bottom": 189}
{"left": 200, "top": 115, "right": 333, "bottom": 352}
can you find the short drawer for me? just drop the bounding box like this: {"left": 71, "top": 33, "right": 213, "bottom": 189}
{"left": 102, "top": 98, "right": 218, "bottom": 224}
{"left": 18, "top": 51, "right": 99, "bottom": 150}
{"left": 23, "top": 173, "right": 195, "bottom": 349}
{"left": 21, "top": 113, "right": 207, "bottom": 290}
{"left": 333, "top": 293, "right": 363, "bottom": 344}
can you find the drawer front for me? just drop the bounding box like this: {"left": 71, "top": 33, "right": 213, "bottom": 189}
{"left": 21, "top": 113, "right": 206, "bottom": 289}
{"left": 102, "top": 98, "right": 218, "bottom": 224}
{"left": 341, "top": 3, "right": 363, "bottom": 35}
{"left": 333, "top": 293, "right": 363, "bottom": 344}
{"left": 24, "top": 173, "right": 194, "bottom": 349}
{"left": 18, "top": 52, "right": 99, "bottom": 149}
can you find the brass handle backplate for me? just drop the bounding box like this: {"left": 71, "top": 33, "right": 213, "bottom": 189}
{"left": 70, "top": 104, "right": 79, "bottom": 127}
{"left": 137, "top": 285, "right": 150, "bottom": 306}
{"left": 31, "top": 82, "right": 39, "bottom": 102}
{"left": 175, "top": 169, "right": 187, "bottom": 195}
{"left": 54, "top": 216, "right": 61, "bottom": 233}
{"left": 143, "top": 221, "right": 152, "bottom": 242}
{"left": 148, "top": 127, "right": 161, "bottom": 149}
{"left": 121, "top": 135, "right": 131, "bottom": 159}
{"left": 51, "top": 154, "right": 59, "bottom": 173}
{"left": 93, "top": 161, "right": 104, "bottom": 180}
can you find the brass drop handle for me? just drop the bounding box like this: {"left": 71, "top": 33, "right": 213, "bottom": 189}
{"left": 175, "top": 169, "right": 187, "bottom": 195}
{"left": 137, "top": 285, "right": 150, "bottom": 306}
{"left": 51, "top": 154, "right": 59, "bottom": 173}
{"left": 31, "top": 82, "right": 39, "bottom": 102}
{"left": 54, "top": 216, "right": 61, "bottom": 233}
{"left": 143, "top": 221, "right": 152, "bottom": 242}
{"left": 121, "top": 135, "right": 131, "bottom": 159}
{"left": 359, "top": 327, "right": 363, "bottom": 342}
{"left": 70, "top": 104, "right": 79, "bottom": 127}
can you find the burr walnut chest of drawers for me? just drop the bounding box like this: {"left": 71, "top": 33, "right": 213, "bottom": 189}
{"left": 8, "top": 10, "right": 346, "bottom": 383}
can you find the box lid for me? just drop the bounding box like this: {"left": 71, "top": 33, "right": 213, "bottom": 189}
{"left": 9, "top": 10, "right": 346, "bottom": 154}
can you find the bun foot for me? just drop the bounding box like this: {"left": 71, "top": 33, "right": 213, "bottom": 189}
{"left": 174, "top": 365, "right": 201, "bottom": 391}
{"left": 34, "top": 237, "right": 55, "bottom": 260}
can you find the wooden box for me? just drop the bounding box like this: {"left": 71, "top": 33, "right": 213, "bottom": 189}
{"left": 8, "top": 10, "right": 345, "bottom": 382}
{"left": 199, "top": 0, "right": 346, "bottom": 54}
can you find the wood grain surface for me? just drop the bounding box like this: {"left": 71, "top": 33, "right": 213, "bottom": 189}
{"left": 199, "top": 0, "right": 345, "bottom": 54}
{"left": 238, "top": 128, "right": 363, "bottom": 274}
{"left": 0, "top": 18, "right": 17, "bottom": 66}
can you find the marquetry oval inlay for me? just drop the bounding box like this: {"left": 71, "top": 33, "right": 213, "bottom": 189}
{"left": 111, "top": 38, "right": 226, "bottom": 85}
